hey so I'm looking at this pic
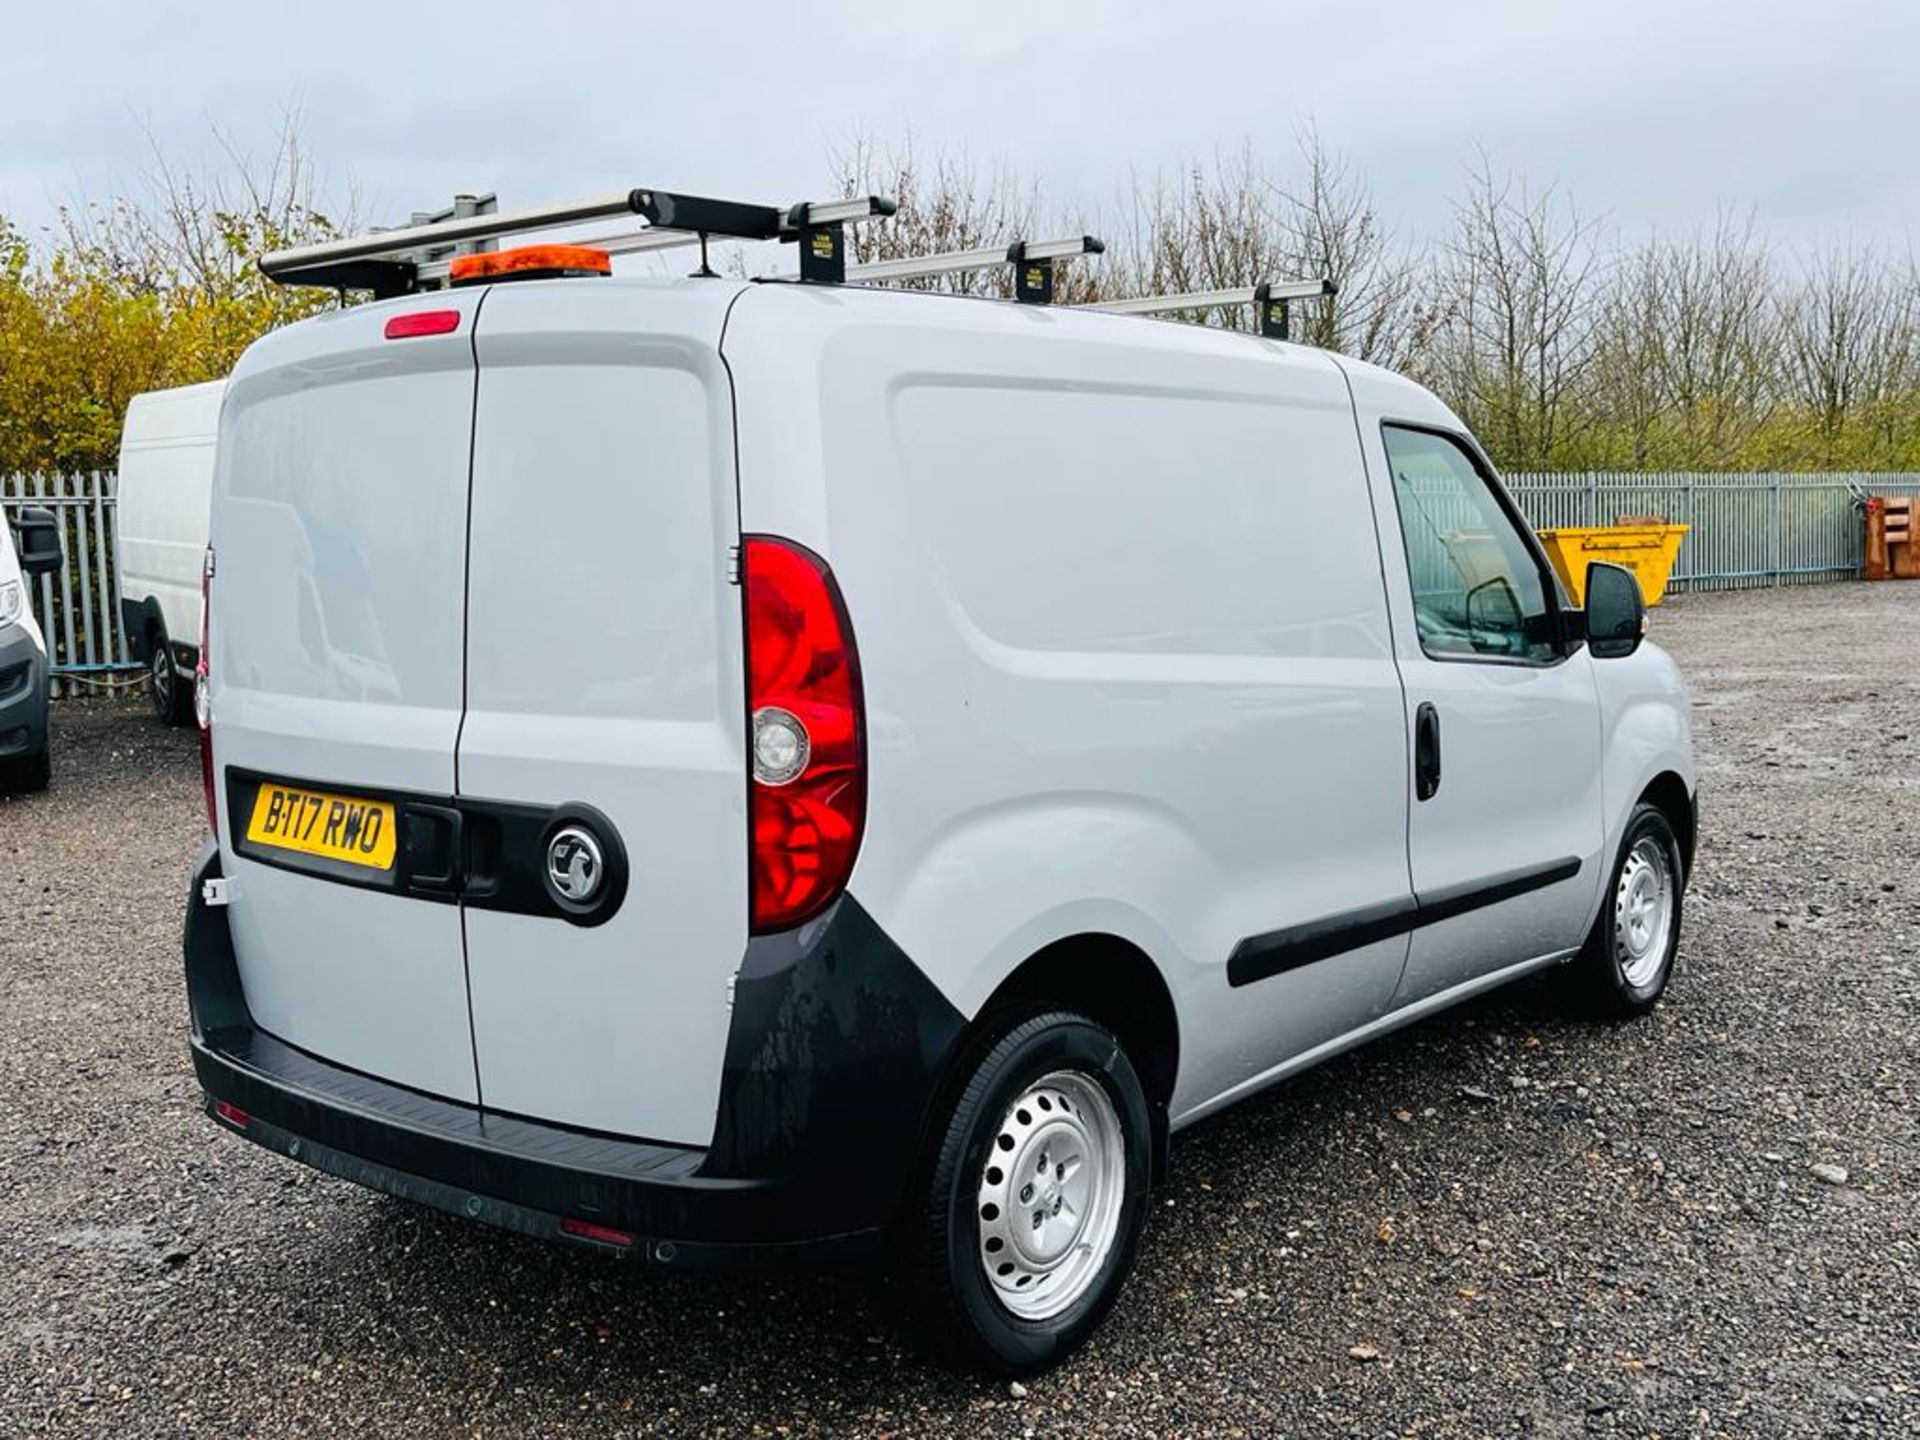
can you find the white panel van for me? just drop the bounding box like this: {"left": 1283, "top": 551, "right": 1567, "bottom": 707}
{"left": 117, "top": 378, "right": 225, "bottom": 724}
{"left": 185, "top": 206, "right": 1696, "bottom": 1374}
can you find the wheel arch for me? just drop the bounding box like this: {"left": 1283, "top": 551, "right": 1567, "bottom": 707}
{"left": 968, "top": 933, "right": 1181, "bottom": 1183}
{"left": 1637, "top": 769, "right": 1695, "bottom": 878}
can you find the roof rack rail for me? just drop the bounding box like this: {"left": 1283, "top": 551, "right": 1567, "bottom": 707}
{"left": 260, "top": 188, "right": 897, "bottom": 298}
{"left": 1081, "top": 279, "right": 1336, "bottom": 339}
{"left": 848, "top": 235, "right": 1105, "bottom": 305}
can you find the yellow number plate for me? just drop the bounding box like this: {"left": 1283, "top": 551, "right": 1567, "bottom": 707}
{"left": 245, "top": 783, "right": 398, "bottom": 872}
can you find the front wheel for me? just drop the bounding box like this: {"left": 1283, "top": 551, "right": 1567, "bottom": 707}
{"left": 1567, "top": 801, "right": 1685, "bottom": 1017}
{"left": 899, "top": 1011, "right": 1151, "bottom": 1376}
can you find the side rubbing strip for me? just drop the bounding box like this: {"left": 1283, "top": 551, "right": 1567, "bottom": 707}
{"left": 1227, "top": 857, "right": 1583, "bottom": 988}
{"left": 1415, "top": 856, "right": 1583, "bottom": 926}
{"left": 1227, "top": 896, "right": 1419, "bottom": 988}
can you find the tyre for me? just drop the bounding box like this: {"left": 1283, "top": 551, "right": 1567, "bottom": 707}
{"left": 1567, "top": 801, "right": 1685, "bottom": 1017}
{"left": 0, "top": 742, "right": 50, "bottom": 794}
{"left": 147, "top": 625, "right": 191, "bottom": 726}
{"left": 899, "top": 1010, "right": 1152, "bottom": 1376}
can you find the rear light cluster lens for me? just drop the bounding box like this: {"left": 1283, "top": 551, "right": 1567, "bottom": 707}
{"left": 197, "top": 547, "right": 216, "bottom": 837}
{"left": 559, "top": 1217, "right": 635, "bottom": 1248}
{"left": 742, "top": 537, "right": 865, "bottom": 932}
{"left": 212, "top": 1099, "right": 248, "bottom": 1129}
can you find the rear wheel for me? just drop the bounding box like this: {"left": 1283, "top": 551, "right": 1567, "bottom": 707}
{"left": 899, "top": 1011, "right": 1151, "bottom": 1375}
{"left": 147, "top": 625, "right": 190, "bottom": 726}
{"left": 1567, "top": 802, "right": 1684, "bottom": 1017}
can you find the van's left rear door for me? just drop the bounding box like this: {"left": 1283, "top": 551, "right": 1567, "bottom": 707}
{"left": 212, "top": 294, "right": 483, "bottom": 1102}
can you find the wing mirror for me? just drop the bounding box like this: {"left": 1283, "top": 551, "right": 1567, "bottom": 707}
{"left": 1465, "top": 575, "right": 1523, "bottom": 654}
{"left": 1584, "top": 561, "right": 1646, "bottom": 659}
{"left": 12, "top": 506, "right": 61, "bottom": 578}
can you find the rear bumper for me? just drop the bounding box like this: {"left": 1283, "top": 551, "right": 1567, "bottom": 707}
{"left": 0, "top": 625, "right": 48, "bottom": 760}
{"left": 185, "top": 842, "right": 964, "bottom": 1268}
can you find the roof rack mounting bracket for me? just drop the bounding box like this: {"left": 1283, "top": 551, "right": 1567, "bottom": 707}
{"left": 779, "top": 196, "right": 895, "bottom": 285}
{"left": 1005, "top": 241, "right": 1054, "bottom": 305}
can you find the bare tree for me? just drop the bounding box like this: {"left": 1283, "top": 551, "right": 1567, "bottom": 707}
{"left": 58, "top": 111, "right": 350, "bottom": 299}
{"left": 1101, "top": 145, "right": 1287, "bottom": 325}
{"left": 1272, "top": 128, "right": 1424, "bottom": 366}
{"left": 1427, "top": 154, "right": 1606, "bottom": 467}
{"left": 1779, "top": 239, "right": 1920, "bottom": 465}
{"left": 828, "top": 132, "right": 1047, "bottom": 296}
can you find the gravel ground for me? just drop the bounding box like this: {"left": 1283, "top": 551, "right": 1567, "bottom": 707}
{"left": 2, "top": 583, "right": 1916, "bottom": 1438}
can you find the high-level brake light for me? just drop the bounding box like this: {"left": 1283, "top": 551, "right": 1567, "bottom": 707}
{"left": 742, "top": 537, "right": 865, "bottom": 932}
{"left": 383, "top": 310, "right": 461, "bottom": 340}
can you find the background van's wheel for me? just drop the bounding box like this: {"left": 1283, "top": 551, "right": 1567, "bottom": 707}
{"left": 901, "top": 1011, "right": 1151, "bottom": 1376}
{"left": 147, "top": 625, "right": 190, "bottom": 726}
{"left": 0, "top": 742, "right": 50, "bottom": 794}
{"left": 1568, "top": 802, "right": 1685, "bottom": 1017}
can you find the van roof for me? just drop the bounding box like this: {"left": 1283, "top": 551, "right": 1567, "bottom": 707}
{"left": 122, "top": 378, "right": 228, "bottom": 447}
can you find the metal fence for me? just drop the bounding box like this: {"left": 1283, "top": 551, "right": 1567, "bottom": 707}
{"left": 1505, "top": 471, "right": 1920, "bottom": 591}
{"left": 1, "top": 472, "right": 132, "bottom": 697}
{"left": 6, "top": 468, "right": 1920, "bottom": 693}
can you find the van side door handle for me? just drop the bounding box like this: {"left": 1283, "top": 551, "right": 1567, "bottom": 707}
{"left": 1414, "top": 702, "right": 1442, "bottom": 801}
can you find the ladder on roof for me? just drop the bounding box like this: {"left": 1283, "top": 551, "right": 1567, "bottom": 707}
{"left": 259, "top": 183, "right": 1337, "bottom": 340}
{"left": 261, "top": 188, "right": 896, "bottom": 297}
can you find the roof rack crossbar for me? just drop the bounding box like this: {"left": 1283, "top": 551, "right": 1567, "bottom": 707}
{"left": 847, "top": 235, "right": 1105, "bottom": 289}
{"left": 1081, "top": 279, "right": 1336, "bottom": 338}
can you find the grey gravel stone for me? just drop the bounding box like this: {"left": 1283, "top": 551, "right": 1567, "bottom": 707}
{"left": 3, "top": 583, "right": 1919, "bottom": 1438}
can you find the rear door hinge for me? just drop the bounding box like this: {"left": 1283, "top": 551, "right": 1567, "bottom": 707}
{"left": 725, "top": 544, "right": 742, "bottom": 585}
{"left": 202, "top": 876, "right": 232, "bottom": 908}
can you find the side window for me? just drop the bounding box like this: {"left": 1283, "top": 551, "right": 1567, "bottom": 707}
{"left": 1382, "top": 425, "right": 1558, "bottom": 664}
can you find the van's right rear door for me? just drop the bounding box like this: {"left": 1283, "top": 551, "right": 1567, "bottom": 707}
{"left": 210, "top": 293, "right": 484, "bottom": 1103}
{"left": 456, "top": 280, "right": 751, "bottom": 1148}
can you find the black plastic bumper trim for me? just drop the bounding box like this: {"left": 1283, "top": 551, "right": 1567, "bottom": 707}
{"left": 184, "top": 839, "right": 966, "bottom": 1262}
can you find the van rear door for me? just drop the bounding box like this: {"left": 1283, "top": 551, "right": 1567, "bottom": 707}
{"left": 458, "top": 280, "right": 749, "bottom": 1147}
{"left": 211, "top": 295, "right": 483, "bottom": 1102}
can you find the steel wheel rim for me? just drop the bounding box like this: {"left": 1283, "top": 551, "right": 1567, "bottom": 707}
{"left": 1614, "top": 835, "right": 1675, "bottom": 989}
{"left": 150, "top": 650, "right": 173, "bottom": 714}
{"left": 976, "top": 1070, "right": 1126, "bottom": 1322}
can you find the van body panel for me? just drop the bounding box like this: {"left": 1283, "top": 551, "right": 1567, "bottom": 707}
{"left": 117, "top": 379, "right": 225, "bottom": 659}
{"left": 210, "top": 293, "right": 485, "bottom": 1101}
{"left": 722, "top": 286, "right": 1415, "bottom": 1120}
{"left": 460, "top": 281, "right": 749, "bottom": 1144}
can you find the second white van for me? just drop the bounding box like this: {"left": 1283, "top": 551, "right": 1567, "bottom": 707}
{"left": 118, "top": 378, "right": 224, "bottom": 724}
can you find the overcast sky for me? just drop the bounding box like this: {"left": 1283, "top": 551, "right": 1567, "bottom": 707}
{"left": 3, "top": 0, "right": 1914, "bottom": 261}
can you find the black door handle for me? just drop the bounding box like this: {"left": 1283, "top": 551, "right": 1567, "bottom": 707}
{"left": 1414, "top": 702, "right": 1442, "bottom": 801}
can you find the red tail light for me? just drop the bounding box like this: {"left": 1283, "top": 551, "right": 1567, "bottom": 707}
{"left": 196, "top": 548, "right": 216, "bottom": 837}
{"left": 742, "top": 536, "right": 865, "bottom": 932}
